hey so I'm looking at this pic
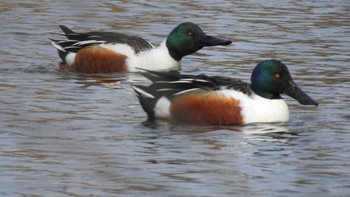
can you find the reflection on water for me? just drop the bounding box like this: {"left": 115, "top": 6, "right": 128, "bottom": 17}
{"left": 1, "top": 0, "right": 350, "bottom": 196}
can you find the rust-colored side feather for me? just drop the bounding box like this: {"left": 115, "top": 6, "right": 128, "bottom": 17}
{"left": 170, "top": 92, "right": 243, "bottom": 125}
{"left": 68, "top": 45, "right": 128, "bottom": 73}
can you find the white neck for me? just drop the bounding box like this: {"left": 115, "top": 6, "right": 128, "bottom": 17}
{"left": 127, "top": 40, "right": 180, "bottom": 72}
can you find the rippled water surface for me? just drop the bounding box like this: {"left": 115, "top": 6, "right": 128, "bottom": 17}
{"left": 1, "top": 1, "right": 350, "bottom": 196}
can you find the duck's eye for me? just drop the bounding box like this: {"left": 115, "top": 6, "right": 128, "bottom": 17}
{"left": 274, "top": 73, "right": 280, "bottom": 78}
{"left": 187, "top": 31, "right": 192, "bottom": 36}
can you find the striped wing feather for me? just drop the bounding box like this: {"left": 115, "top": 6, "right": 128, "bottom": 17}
{"left": 133, "top": 70, "right": 253, "bottom": 119}
{"left": 51, "top": 25, "right": 154, "bottom": 57}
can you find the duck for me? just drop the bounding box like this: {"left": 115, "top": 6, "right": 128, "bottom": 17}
{"left": 50, "top": 22, "right": 232, "bottom": 73}
{"left": 132, "top": 59, "right": 318, "bottom": 125}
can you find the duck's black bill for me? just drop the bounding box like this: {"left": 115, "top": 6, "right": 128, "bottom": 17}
{"left": 201, "top": 35, "right": 232, "bottom": 47}
{"left": 285, "top": 81, "right": 318, "bottom": 106}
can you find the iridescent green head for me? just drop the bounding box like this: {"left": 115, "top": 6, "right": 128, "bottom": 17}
{"left": 251, "top": 59, "right": 318, "bottom": 106}
{"left": 166, "top": 22, "right": 232, "bottom": 61}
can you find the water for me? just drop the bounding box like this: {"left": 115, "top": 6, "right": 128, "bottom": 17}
{"left": 1, "top": 0, "right": 349, "bottom": 196}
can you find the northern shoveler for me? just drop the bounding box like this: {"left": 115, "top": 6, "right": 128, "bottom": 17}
{"left": 50, "top": 22, "right": 232, "bottom": 73}
{"left": 132, "top": 59, "right": 318, "bottom": 125}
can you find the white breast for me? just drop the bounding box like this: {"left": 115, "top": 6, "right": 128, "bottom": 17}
{"left": 218, "top": 90, "right": 289, "bottom": 124}
{"left": 126, "top": 40, "right": 180, "bottom": 72}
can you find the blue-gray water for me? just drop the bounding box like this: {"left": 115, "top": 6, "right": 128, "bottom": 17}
{"left": 1, "top": 1, "right": 349, "bottom": 196}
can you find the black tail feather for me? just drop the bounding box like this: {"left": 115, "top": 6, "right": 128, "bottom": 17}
{"left": 132, "top": 85, "right": 157, "bottom": 119}
{"left": 59, "top": 25, "right": 76, "bottom": 35}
